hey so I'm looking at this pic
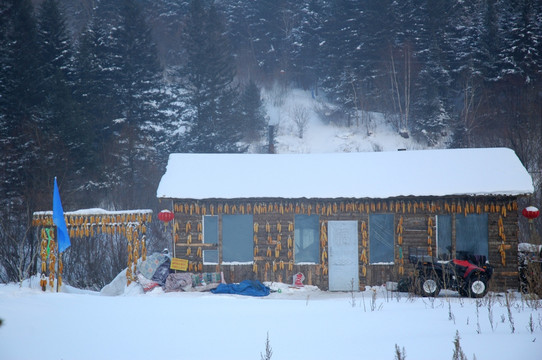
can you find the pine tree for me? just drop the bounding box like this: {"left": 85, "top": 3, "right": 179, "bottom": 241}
{"left": 0, "top": 0, "right": 43, "bottom": 204}
{"left": 410, "top": 0, "right": 454, "bottom": 145}
{"left": 0, "top": 0, "right": 48, "bottom": 282}
{"left": 36, "top": 0, "right": 83, "bottom": 176}
{"left": 247, "top": 0, "right": 294, "bottom": 78}
{"left": 291, "top": 0, "right": 325, "bottom": 90}
{"left": 500, "top": 0, "right": 541, "bottom": 84}
{"left": 180, "top": 0, "right": 244, "bottom": 153}
{"left": 319, "top": 0, "right": 364, "bottom": 123}
{"left": 74, "top": 0, "right": 165, "bottom": 206}
{"left": 239, "top": 80, "right": 267, "bottom": 142}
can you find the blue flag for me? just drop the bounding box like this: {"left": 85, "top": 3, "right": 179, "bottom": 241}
{"left": 53, "top": 177, "right": 71, "bottom": 253}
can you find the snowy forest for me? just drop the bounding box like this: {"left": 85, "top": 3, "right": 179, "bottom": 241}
{"left": 1, "top": 0, "right": 541, "bottom": 289}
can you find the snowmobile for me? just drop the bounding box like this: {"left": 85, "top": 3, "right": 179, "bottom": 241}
{"left": 408, "top": 249, "right": 493, "bottom": 298}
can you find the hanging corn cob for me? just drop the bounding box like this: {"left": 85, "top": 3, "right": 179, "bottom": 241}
{"left": 321, "top": 248, "right": 328, "bottom": 263}
{"left": 360, "top": 249, "right": 367, "bottom": 264}
{"left": 141, "top": 236, "right": 147, "bottom": 261}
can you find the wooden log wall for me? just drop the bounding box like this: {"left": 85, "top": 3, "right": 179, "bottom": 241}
{"left": 169, "top": 197, "right": 520, "bottom": 291}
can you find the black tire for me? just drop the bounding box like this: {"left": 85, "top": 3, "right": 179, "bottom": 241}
{"left": 420, "top": 274, "right": 441, "bottom": 297}
{"left": 466, "top": 275, "right": 488, "bottom": 298}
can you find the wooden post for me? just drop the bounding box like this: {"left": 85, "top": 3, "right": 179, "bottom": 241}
{"left": 56, "top": 227, "right": 59, "bottom": 293}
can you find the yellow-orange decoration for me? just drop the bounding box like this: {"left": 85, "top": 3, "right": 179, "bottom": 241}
{"left": 48, "top": 240, "right": 57, "bottom": 289}
{"left": 395, "top": 217, "right": 404, "bottom": 275}
{"left": 360, "top": 221, "right": 369, "bottom": 277}
{"left": 497, "top": 216, "right": 508, "bottom": 265}
{"left": 39, "top": 229, "right": 49, "bottom": 289}
{"left": 427, "top": 217, "right": 434, "bottom": 256}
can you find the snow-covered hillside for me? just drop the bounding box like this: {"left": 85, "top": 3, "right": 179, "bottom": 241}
{"left": 260, "top": 87, "right": 431, "bottom": 154}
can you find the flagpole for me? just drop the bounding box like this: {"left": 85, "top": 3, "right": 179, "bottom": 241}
{"left": 56, "top": 226, "right": 59, "bottom": 293}
{"left": 52, "top": 176, "right": 70, "bottom": 292}
{"left": 172, "top": 200, "right": 175, "bottom": 260}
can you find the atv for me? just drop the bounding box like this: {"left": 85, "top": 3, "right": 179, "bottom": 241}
{"left": 408, "top": 249, "right": 493, "bottom": 298}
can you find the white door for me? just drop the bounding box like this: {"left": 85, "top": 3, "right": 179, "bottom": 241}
{"left": 328, "top": 220, "right": 359, "bottom": 291}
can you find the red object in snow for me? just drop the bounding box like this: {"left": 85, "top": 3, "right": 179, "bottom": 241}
{"left": 157, "top": 210, "right": 175, "bottom": 222}
{"left": 293, "top": 272, "right": 305, "bottom": 287}
{"left": 522, "top": 206, "right": 540, "bottom": 221}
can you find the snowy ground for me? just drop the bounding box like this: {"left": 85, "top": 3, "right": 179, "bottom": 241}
{"left": 1, "top": 277, "right": 541, "bottom": 360}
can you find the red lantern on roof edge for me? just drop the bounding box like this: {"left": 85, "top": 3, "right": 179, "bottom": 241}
{"left": 522, "top": 206, "right": 539, "bottom": 222}
{"left": 157, "top": 209, "right": 175, "bottom": 222}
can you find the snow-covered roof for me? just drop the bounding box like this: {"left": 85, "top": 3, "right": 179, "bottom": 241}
{"left": 156, "top": 148, "right": 534, "bottom": 200}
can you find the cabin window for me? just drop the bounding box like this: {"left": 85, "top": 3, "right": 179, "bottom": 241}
{"left": 294, "top": 215, "right": 320, "bottom": 264}
{"left": 437, "top": 215, "right": 452, "bottom": 260}
{"left": 222, "top": 214, "right": 254, "bottom": 263}
{"left": 455, "top": 213, "right": 488, "bottom": 259}
{"left": 369, "top": 214, "right": 395, "bottom": 264}
{"left": 202, "top": 215, "right": 218, "bottom": 264}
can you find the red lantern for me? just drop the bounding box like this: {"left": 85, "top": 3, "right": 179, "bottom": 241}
{"left": 522, "top": 206, "right": 540, "bottom": 222}
{"left": 157, "top": 210, "right": 175, "bottom": 223}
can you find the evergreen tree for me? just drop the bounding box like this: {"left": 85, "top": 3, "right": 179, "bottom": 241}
{"left": 319, "top": 0, "right": 364, "bottom": 123}
{"left": 290, "top": 0, "right": 325, "bottom": 90}
{"left": 239, "top": 80, "right": 267, "bottom": 142}
{"left": 410, "top": 0, "right": 454, "bottom": 145}
{"left": 0, "top": 0, "right": 47, "bottom": 282}
{"left": 0, "top": 0, "right": 43, "bottom": 204}
{"left": 180, "top": 0, "right": 244, "bottom": 153}
{"left": 36, "top": 0, "right": 84, "bottom": 177}
{"left": 247, "top": 0, "right": 294, "bottom": 78}
{"left": 75, "top": 0, "right": 165, "bottom": 207}
{"left": 500, "top": 0, "right": 541, "bottom": 83}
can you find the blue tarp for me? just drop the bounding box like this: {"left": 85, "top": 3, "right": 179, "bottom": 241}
{"left": 211, "top": 280, "right": 270, "bottom": 297}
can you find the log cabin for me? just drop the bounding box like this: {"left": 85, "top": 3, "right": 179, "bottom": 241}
{"left": 156, "top": 148, "right": 533, "bottom": 291}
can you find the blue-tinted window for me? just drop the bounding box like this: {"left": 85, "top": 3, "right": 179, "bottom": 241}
{"left": 437, "top": 215, "right": 452, "bottom": 260}
{"left": 203, "top": 215, "right": 218, "bottom": 264}
{"left": 294, "top": 215, "right": 320, "bottom": 263}
{"left": 455, "top": 214, "right": 488, "bottom": 259}
{"left": 369, "top": 214, "right": 395, "bottom": 263}
{"left": 222, "top": 215, "right": 254, "bottom": 263}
